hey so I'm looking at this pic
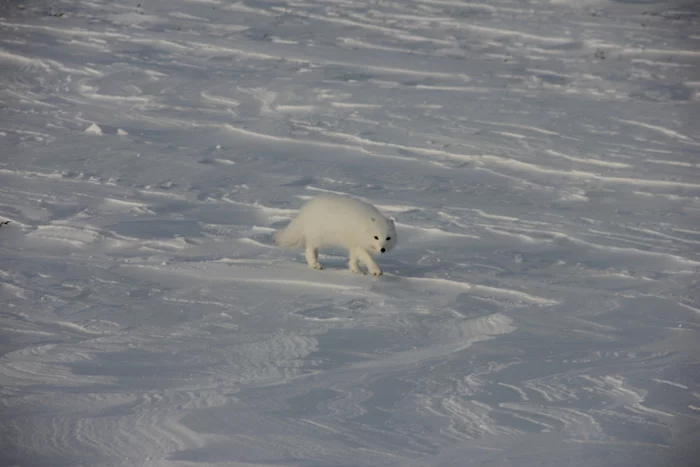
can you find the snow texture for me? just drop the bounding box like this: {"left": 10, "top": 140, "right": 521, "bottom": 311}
{"left": 0, "top": 0, "right": 698, "bottom": 466}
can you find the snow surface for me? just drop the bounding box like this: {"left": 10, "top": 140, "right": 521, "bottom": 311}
{"left": 1, "top": 0, "right": 699, "bottom": 465}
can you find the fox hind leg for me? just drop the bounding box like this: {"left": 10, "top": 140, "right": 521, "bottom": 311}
{"left": 305, "top": 246, "right": 323, "bottom": 270}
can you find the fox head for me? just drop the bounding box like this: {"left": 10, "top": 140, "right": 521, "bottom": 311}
{"left": 365, "top": 216, "right": 397, "bottom": 255}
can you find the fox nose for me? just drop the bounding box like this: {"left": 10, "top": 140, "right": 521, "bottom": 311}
{"left": 380, "top": 248, "right": 386, "bottom": 253}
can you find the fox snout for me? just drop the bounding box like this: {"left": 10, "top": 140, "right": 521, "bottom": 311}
{"left": 380, "top": 248, "right": 386, "bottom": 253}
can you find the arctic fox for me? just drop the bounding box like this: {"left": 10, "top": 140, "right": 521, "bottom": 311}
{"left": 274, "top": 194, "right": 397, "bottom": 276}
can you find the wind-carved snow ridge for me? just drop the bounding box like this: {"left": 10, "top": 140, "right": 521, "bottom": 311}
{"left": 1, "top": 0, "right": 698, "bottom": 466}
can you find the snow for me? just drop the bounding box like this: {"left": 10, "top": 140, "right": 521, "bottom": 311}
{"left": 1, "top": 0, "right": 698, "bottom": 465}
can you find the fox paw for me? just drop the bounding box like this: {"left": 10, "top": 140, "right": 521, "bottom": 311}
{"left": 309, "top": 263, "right": 324, "bottom": 270}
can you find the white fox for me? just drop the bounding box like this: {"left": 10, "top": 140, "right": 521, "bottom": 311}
{"left": 274, "top": 195, "right": 397, "bottom": 276}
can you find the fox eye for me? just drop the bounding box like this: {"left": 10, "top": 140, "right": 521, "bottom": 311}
{"left": 386, "top": 237, "right": 391, "bottom": 241}
{"left": 374, "top": 236, "right": 379, "bottom": 240}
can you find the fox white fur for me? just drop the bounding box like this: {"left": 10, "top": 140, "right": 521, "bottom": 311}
{"left": 274, "top": 195, "right": 397, "bottom": 276}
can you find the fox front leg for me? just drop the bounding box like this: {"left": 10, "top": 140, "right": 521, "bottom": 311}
{"left": 356, "top": 248, "right": 382, "bottom": 276}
